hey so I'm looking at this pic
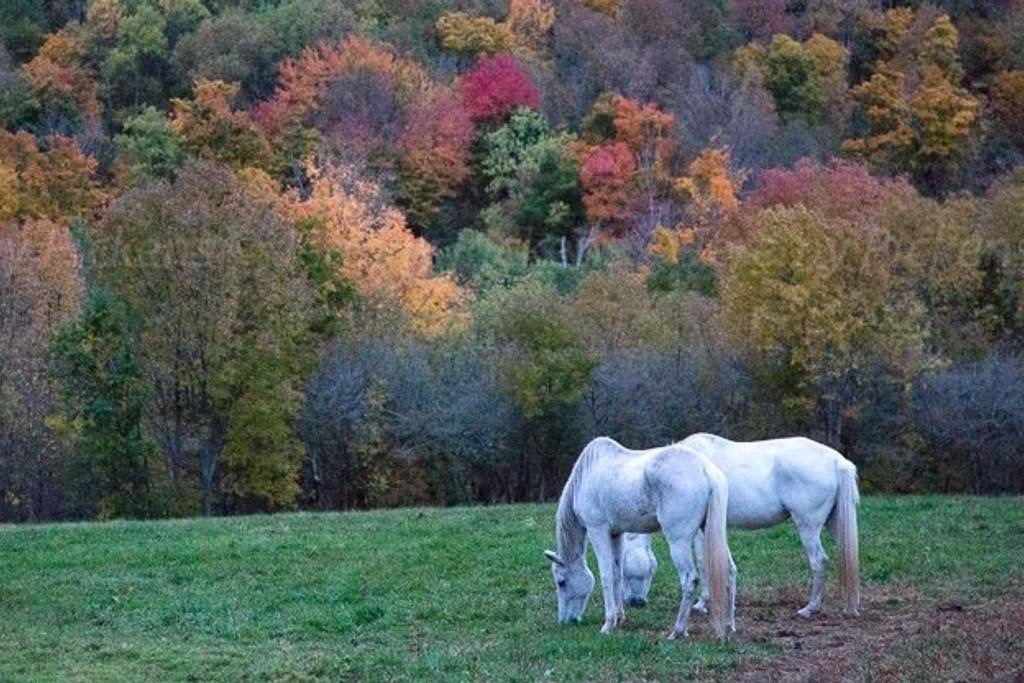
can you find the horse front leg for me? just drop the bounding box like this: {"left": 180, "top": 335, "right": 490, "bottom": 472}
{"left": 587, "top": 527, "right": 622, "bottom": 634}
{"left": 611, "top": 532, "right": 626, "bottom": 625}
{"left": 728, "top": 552, "right": 737, "bottom": 633}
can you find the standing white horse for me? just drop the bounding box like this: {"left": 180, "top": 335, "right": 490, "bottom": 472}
{"left": 543, "top": 437, "right": 736, "bottom": 639}
{"left": 623, "top": 433, "right": 860, "bottom": 618}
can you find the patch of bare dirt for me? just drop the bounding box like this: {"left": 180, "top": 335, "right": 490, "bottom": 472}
{"left": 731, "top": 587, "right": 1024, "bottom": 682}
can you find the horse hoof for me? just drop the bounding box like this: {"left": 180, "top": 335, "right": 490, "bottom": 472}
{"left": 666, "top": 629, "right": 687, "bottom": 641}
{"left": 601, "top": 622, "right": 616, "bottom": 635}
{"left": 693, "top": 601, "right": 708, "bottom": 614}
{"left": 796, "top": 608, "right": 814, "bottom": 619}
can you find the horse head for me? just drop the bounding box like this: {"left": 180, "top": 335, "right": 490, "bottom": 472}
{"left": 622, "top": 533, "right": 657, "bottom": 607}
{"left": 544, "top": 549, "right": 594, "bottom": 624}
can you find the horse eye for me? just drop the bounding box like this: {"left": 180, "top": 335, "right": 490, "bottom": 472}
{"left": 557, "top": 579, "right": 566, "bottom": 588}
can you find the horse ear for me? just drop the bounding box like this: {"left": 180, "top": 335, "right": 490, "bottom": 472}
{"left": 544, "top": 550, "right": 564, "bottom": 566}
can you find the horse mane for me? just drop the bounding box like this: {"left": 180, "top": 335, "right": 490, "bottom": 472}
{"left": 555, "top": 437, "right": 618, "bottom": 563}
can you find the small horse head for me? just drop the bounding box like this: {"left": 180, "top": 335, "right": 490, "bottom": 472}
{"left": 544, "top": 549, "right": 594, "bottom": 624}
{"left": 622, "top": 533, "right": 657, "bottom": 607}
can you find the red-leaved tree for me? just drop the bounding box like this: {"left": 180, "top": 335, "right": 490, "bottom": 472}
{"left": 460, "top": 53, "right": 541, "bottom": 122}
{"left": 396, "top": 91, "right": 475, "bottom": 228}
{"left": 579, "top": 141, "right": 636, "bottom": 231}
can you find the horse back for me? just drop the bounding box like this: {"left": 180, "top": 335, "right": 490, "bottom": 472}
{"left": 687, "top": 435, "right": 844, "bottom": 528}
{"left": 575, "top": 443, "right": 707, "bottom": 534}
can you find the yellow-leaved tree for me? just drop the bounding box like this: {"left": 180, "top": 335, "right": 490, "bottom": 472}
{"left": 436, "top": 0, "right": 555, "bottom": 62}
{"left": 844, "top": 11, "right": 978, "bottom": 191}
{"left": 721, "top": 205, "right": 926, "bottom": 445}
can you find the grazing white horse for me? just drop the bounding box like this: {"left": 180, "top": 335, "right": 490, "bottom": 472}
{"left": 622, "top": 532, "right": 657, "bottom": 607}
{"left": 543, "top": 437, "right": 736, "bottom": 639}
{"left": 623, "top": 433, "right": 860, "bottom": 619}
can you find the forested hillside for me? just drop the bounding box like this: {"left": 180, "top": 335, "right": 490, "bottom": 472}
{"left": 2, "top": 0, "right": 1024, "bottom": 521}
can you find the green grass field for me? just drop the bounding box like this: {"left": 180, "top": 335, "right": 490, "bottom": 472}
{"left": 2, "top": 497, "right": 1023, "bottom": 681}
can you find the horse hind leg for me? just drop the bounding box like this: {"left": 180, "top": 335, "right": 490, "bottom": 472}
{"left": 795, "top": 522, "right": 828, "bottom": 618}
{"left": 692, "top": 530, "right": 736, "bottom": 630}
{"left": 664, "top": 531, "right": 699, "bottom": 640}
{"left": 692, "top": 529, "right": 710, "bottom": 614}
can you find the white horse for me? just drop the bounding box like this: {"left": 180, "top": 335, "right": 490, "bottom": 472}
{"left": 622, "top": 532, "right": 657, "bottom": 607}
{"left": 623, "top": 433, "right": 860, "bottom": 619}
{"left": 543, "top": 437, "right": 736, "bottom": 639}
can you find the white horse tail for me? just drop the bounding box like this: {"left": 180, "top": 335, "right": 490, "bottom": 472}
{"left": 702, "top": 459, "right": 731, "bottom": 639}
{"left": 833, "top": 458, "right": 861, "bottom": 616}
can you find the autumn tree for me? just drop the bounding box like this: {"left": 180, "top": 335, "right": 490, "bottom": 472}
{"left": 579, "top": 142, "right": 636, "bottom": 235}
{"left": 0, "top": 218, "right": 82, "bottom": 521}
{"left": 577, "top": 94, "right": 678, "bottom": 256}
{"left": 507, "top": 0, "right": 557, "bottom": 63}
{"left": 94, "top": 161, "right": 313, "bottom": 514}
{"left": 842, "top": 62, "right": 912, "bottom": 169}
{"left": 991, "top": 70, "right": 1024, "bottom": 151}
{"left": 436, "top": 12, "right": 513, "bottom": 56}
{"left": 729, "top": 0, "right": 793, "bottom": 43}
{"left": 475, "top": 280, "right": 596, "bottom": 499}
{"left": 0, "top": 130, "right": 104, "bottom": 223}
{"left": 844, "top": 11, "right": 979, "bottom": 191}
{"left": 169, "top": 78, "right": 271, "bottom": 171}
{"left": 252, "top": 36, "right": 431, "bottom": 140}
{"left": 436, "top": 0, "right": 554, "bottom": 63}
{"left": 748, "top": 158, "right": 914, "bottom": 225}
{"left": 883, "top": 195, "right": 986, "bottom": 357}
{"left": 253, "top": 36, "right": 470, "bottom": 203}
{"left": 23, "top": 26, "right": 102, "bottom": 127}
{"left": 736, "top": 33, "right": 848, "bottom": 124}
{"left": 288, "top": 164, "right": 465, "bottom": 336}
{"left": 673, "top": 146, "right": 745, "bottom": 253}
{"left": 460, "top": 53, "right": 541, "bottom": 123}
{"left": 721, "top": 205, "right": 926, "bottom": 445}
{"left": 394, "top": 91, "right": 475, "bottom": 232}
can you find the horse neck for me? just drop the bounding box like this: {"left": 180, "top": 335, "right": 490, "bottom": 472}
{"left": 555, "top": 462, "right": 588, "bottom": 565}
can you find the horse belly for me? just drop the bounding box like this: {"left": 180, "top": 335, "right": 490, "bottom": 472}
{"left": 606, "top": 489, "right": 660, "bottom": 533}
{"left": 725, "top": 482, "right": 789, "bottom": 529}
{"left": 612, "top": 511, "right": 660, "bottom": 535}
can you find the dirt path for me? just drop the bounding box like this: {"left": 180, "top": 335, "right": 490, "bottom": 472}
{"left": 732, "top": 587, "right": 1024, "bottom": 682}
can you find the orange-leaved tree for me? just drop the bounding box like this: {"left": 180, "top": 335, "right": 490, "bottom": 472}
{"left": 170, "top": 78, "right": 272, "bottom": 171}
{"left": 0, "top": 130, "right": 105, "bottom": 222}
{"left": 0, "top": 218, "right": 83, "bottom": 520}
{"left": 23, "top": 27, "right": 102, "bottom": 125}
{"left": 288, "top": 164, "right": 466, "bottom": 336}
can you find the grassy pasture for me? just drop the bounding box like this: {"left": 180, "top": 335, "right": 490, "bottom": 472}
{"left": 2, "top": 497, "right": 1023, "bottom": 681}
